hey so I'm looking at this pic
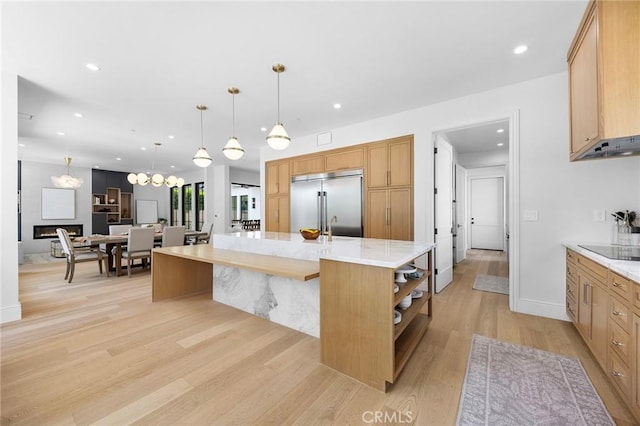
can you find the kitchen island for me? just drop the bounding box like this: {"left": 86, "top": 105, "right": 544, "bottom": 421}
{"left": 152, "top": 231, "right": 435, "bottom": 390}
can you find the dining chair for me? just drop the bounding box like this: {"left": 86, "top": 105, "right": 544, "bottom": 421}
{"left": 161, "top": 226, "right": 185, "bottom": 248}
{"left": 195, "top": 221, "right": 213, "bottom": 244}
{"left": 56, "top": 228, "right": 108, "bottom": 283}
{"left": 109, "top": 224, "right": 132, "bottom": 235}
{"left": 121, "top": 227, "right": 155, "bottom": 277}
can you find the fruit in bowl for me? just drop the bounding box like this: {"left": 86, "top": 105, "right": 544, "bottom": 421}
{"left": 300, "top": 228, "right": 320, "bottom": 240}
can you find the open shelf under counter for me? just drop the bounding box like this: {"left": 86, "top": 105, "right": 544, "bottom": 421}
{"left": 394, "top": 313, "right": 431, "bottom": 380}
{"left": 393, "top": 269, "right": 430, "bottom": 306}
{"left": 394, "top": 293, "right": 430, "bottom": 341}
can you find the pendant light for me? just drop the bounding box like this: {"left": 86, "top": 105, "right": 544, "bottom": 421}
{"left": 51, "top": 157, "right": 83, "bottom": 188}
{"left": 266, "top": 63, "right": 290, "bottom": 150}
{"left": 222, "top": 87, "right": 245, "bottom": 160}
{"left": 193, "top": 104, "right": 213, "bottom": 167}
{"left": 127, "top": 142, "right": 185, "bottom": 188}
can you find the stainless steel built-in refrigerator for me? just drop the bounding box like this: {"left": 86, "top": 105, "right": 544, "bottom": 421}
{"left": 290, "top": 169, "right": 363, "bottom": 237}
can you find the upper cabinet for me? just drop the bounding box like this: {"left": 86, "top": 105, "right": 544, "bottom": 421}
{"left": 266, "top": 160, "right": 290, "bottom": 196}
{"left": 366, "top": 136, "right": 413, "bottom": 188}
{"left": 568, "top": 0, "right": 640, "bottom": 160}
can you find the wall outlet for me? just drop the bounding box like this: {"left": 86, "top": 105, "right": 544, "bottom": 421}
{"left": 593, "top": 209, "right": 606, "bottom": 222}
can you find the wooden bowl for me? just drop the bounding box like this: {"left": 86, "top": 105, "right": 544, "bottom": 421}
{"left": 300, "top": 228, "right": 320, "bottom": 240}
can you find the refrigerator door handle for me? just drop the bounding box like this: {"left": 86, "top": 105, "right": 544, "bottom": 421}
{"left": 317, "top": 191, "right": 322, "bottom": 231}
{"left": 323, "top": 191, "right": 328, "bottom": 234}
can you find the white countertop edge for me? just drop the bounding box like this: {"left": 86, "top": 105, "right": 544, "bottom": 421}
{"left": 320, "top": 243, "right": 435, "bottom": 269}
{"left": 562, "top": 242, "right": 640, "bottom": 283}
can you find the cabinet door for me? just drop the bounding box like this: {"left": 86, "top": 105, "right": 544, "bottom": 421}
{"left": 266, "top": 196, "right": 289, "bottom": 233}
{"left": 590, "top": 282, "right": 608, "bottom": 367}
{"left": 266, "top": 163, "right": 279, "bottom": 195}
{"left": 325, "top": 148, "right": 364, "bottom": 172}
{"left": 569, "top": 10, "right": 599, "bottom": 155}
{"left": 389, "top": 188, "right": 412, "bottom": 241}
{"left": 367, "top": 190, "right": 389, "bottom": 239}
{"left": 266, "top": 162, "right": 290, "bottom": 195}
{"left": 577, "top": 272, "right": 593, "bottom": 339}
{"left": 278, "top": 162, "right": 290, "bottom": 195}
{"left": 291, "top": 155, "right": 323, "bottom": 176}
{"left": 633, "top": 313, "right": 640, "bottom": 413}
{"left": 388, "top": 140, "right": 412, "bottom": 187}
{"left": 367, "top": 144, "right": 390, "bottom": 188}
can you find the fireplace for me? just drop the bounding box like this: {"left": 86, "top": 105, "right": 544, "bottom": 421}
{"left": 33, "top": 224, "right": 83, "bottom": 240}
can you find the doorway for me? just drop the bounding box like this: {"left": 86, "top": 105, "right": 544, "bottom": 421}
{"left": 433, "top": 116, "right": 515, "bottom": 302}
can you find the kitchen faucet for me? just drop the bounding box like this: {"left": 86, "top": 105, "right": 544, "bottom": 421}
{"left": 328, "top": 216, "right": 337, "bottom": 241}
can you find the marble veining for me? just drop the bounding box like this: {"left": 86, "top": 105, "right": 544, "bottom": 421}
{"left": 213, "top": 231, "right": 434, "bottom": 268}
{"left": 213, "top": 265, "right": 320, "bottom": 337}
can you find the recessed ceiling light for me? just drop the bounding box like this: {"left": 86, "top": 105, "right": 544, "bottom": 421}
{"left": 18, "top": 143, "right": 25, "bottom": 147}
{"left": 140, "top": 147, "right": 147, "bottom": 151}
{"left": 260, "top": 127, "right": 267, "bottom": 132}
{"left": 94, "top": 165, "right": 100, "bottom": 169}
{"left": 116, "top": 157, "right": 122, "bottom": 161}
{"left": 74, "top": 113, "right": 83, "bottom": 118}
{"left": 621, "top": 151, "right": 633, "bottom": 156}
{"left": 333, "top": 103, "right": 342, "bottom": 109}
{"left": 514, "top": 45, "right": 528, "bottom": 55}
{"left": 497, "top": 143, "right": 504, "bottom": 147}
{"left": 85, "top": 63, "right": 100, "bottom": 71}
{"left": 170, "top": 165, "right": 175, "bottom": 169}
{"left": 496, "top": 128, "right": 504, "bottom": 133}
{"left": 168, "top": 135, "right": 175, "bottom": 139}
{"left": 56, "top": 132, "right": 65, "bottom": 136}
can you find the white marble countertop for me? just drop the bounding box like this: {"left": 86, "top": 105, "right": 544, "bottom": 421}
{"left": 213, "top": 231, "right": 435, "bottom": 269}
{"left": 563, "top": 242, "right": 640, "bottom": 283}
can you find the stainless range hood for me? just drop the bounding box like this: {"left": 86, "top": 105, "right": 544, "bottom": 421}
{"left": 577, "top": 135, "right": 640, "bottom": 160}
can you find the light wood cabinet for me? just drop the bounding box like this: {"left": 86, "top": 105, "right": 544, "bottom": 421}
{"left": 291, "top": 155, "right": 324, "bottom": 176}
{"left": 320, "top": 250, "right": 433, "bottom": 391}
{"left": 92, "top": 187, "right": 121, "bottom": 224}
{"left": 266, "top": 160, "right": 290, "bottom": 196}
{"left": 567, "top": 0, "right": 640, "bottom": 160}
{"left": 324, "top": 148, "right": 364, "bottom": 172}
{"left": 367, "top": 188, "right": 412, "bottom": 241}
{"left": 366, "top": 137, "right": 412, "bottom": 188}
{"left": 265, "top": 196, "right": 289, "bottom": 233}
{"left": 566, "top": 248, "right": 640, "bottom": 422}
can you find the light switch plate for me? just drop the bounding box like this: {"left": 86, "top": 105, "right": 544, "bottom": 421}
{"left": 593, "top": 209, "right": 606, "bottom": 222}
{"left": 524, "top": 210, "right": 538, "bottom": 221}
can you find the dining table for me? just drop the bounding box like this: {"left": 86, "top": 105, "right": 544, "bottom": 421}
{"left": 76, "top": 229, "right": 207, "bottom": 277}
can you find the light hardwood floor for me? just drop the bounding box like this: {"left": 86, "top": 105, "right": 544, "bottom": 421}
{"left": 2, "top": 250, "right": 637, "bottom": 425}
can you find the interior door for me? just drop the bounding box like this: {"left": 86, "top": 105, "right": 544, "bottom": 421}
{"left": 434, "top": 139, "right": 453, "bottom": 293}
{"left": 470, "top": 177, "right": 504, "bottom": 250}
{"left": 455, "top": 164, "right": 467, "bottom": 263}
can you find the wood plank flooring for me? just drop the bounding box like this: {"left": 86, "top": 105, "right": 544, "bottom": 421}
{"left": 2, "top": 250, "right": 637, "bottom": 425}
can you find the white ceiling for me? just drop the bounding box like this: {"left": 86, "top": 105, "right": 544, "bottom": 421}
{"left": 4, "top": 1, "right": 587, "bottom": 175}
{"left": 442, "top": 119, "right": 510, "bottom": 154}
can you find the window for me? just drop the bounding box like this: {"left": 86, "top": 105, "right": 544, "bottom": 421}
{"left": 170, "top": 187, "right": 179, "bottom": 226}
{"left": 195, "top": 182, "right": 205, "bottom": 231}
{"left": 182, "top": 184, "right": 193, "bottom": 230}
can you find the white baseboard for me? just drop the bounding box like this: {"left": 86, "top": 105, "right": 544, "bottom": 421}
{"left": 1, "top": 304, "right": 22, "bottom": 324}
{"left": 514, "top": 298, "right": 569, "bottom": 321}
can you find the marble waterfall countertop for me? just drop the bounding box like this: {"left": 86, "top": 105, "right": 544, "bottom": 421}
{"left": 212, "top": 231, "right": 435, "bottom": 269}
{"left": 563, "top": 242, "right": 640, "bottom": 282}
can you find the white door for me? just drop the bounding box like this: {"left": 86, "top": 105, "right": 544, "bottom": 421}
{"left": 455, "top": 164, "right": 467, "bottom": 263}
{"left": 434, "top": 139, "right": 453, "bottom": 293}
{"left": 470, "top": 177, "right": 504, "bottom": 250}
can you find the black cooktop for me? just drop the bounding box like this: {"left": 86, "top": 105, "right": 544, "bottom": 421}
{"left": 579, "top": 245, "right": 640, "bottom": 261}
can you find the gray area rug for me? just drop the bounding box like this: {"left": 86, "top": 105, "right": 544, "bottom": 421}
{"left": 457, "top": 334, "right": 614, "bottom": 426}
{"left": 473, "top": 274, "right": 508, "bottom": 295}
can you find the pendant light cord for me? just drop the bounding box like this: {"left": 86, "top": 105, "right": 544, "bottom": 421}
{"left": 276, "top": 72, "right": 280, "bottom": 123}
{"left": 232, "top": 93, "right": 236, "bottom": 137}
{"left": 200, "top": 109, "right": 204, "bottom": 147}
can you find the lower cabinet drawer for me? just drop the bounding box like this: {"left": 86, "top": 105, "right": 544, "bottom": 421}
{"left": 566, "top": 278, "right": 578, "bottom": 302}
{"left": 608, "top": 319, "right": 631, "bottom": 365}
{"left": 567, "top": 292, "right": 577, "bottom": 321}
{"left": 607, "top": 349, "right": 632, "bottom": 400}
{"left": 609, "top": 294, "right": 632, "bottom": 332}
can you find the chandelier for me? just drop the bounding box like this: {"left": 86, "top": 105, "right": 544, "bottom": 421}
{"left": 222, "top": 87, "right": 245, "bottom": 160}
{"left": 51, "top": 157, "right": 83, "bottom": 188}
{"left": 266, "top": 63, "right": 291, "bottom": 150}
{"left": 127, "top": 142, "right": 185, "bottom": 188}
{"left": 193, "top": 105, "right": 213, "bottom": 167}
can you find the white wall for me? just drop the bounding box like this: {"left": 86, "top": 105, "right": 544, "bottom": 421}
{"left": 1, "top": 71, "right": 21, "bottom": 323}
{"left": 260, "top": 72, "right": 640, "bottom": 320}
{"left": 20, "top": 161, "right": 92, "bottom": 253}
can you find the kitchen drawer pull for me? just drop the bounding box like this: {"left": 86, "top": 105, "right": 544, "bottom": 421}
{"left": 612, "top": 282, "right": 624, "bottom": 289}
{"left": 585, "top": 137, "right": 591, "bottom": 142}
{"left": 611, "top": 371, "right": 623, "bottom": 378}
{"left": 612, "top": 340, "right": 624, "bottom": 347}
{"left": 612, "top": 310, "right": 625, "bottom": 317}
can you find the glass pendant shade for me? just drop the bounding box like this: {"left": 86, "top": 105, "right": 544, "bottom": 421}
{"left": 193, "top": 147, "right": 212, "bottom": 167}
{"left": 51, "top": 157, "right": 83, "bottom": 188}
{"left": 127, "top": 173, "right": 137, "bottom": 184}
{"left": 151, "top": 173, "right": 164, "bottom": 187}
{"left": 222, "top": 137, "right": 244, "bottom": 160}
{"left": 267, "top": 123, "right": 291, "bottom": 150}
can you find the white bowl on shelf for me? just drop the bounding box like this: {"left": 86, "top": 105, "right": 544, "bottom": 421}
{"left": 394, "top": 284, "right": 399, "bottom": 294}
{"left": 411, "top": 289, "right": 423, "bottom": 299}
{"left": 394, "top": 309, "right": 402, "bottom": 325}
{"left": 399, "top": 294, "right": 412, "bottom": 310}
